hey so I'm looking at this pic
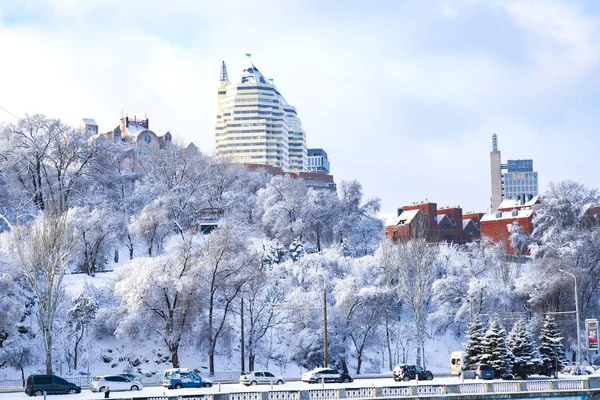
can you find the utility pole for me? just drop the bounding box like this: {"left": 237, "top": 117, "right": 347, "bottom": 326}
{"left": 560, "top": 269, "right": 581, "bottom": 365}
{"left": 323, "top": 277, "right": 328, "bottom": 368}
{"left": 241, "top": 297, "right": 245, "bottom": 373}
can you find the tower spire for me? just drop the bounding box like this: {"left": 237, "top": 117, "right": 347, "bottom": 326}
{"left": 492, "top": 133, "right": 498, "bottom": 152}
{"left": 219, "top": 60, "right": 229, "bottom": 82}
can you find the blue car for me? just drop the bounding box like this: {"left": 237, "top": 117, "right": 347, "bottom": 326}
{"left": 163, "top": 368, "right": 213, "bottom": 389}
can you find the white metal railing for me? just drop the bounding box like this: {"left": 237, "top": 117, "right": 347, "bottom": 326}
{"left": 524, "top": 380, "right": 552, "bottom": 391}
{"left": 308, "top": 388, "right": 338, "bottom": 400}
{"left": 270, "top": 391, "right": 300, "bottom": 400}
{"left": 230, "top": 392, "right": 263, "bottom": 400}
{"left": 493, "top": 381, "right": 519, "bottom": 392}
{"left": 554, "top": 380, "right": 584, "bottom": 391}
{"left": 415, "top": 385, "right": 445, "bottom": 395}
{"left": 459, "top": 383, "right": 485, "bottom": 394}
{"left": 381, "top": 386, "right": 411, "bottom": 397}
{"left": 345, "top": 388, "right": 374, "bottom": 398}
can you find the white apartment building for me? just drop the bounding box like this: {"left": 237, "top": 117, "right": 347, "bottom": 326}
{"left": 215, "top": 58, "right": 307, "bottom": 172}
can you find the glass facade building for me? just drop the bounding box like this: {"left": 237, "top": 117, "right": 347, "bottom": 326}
{"left": 502, "top": 159, "right": 538, "bottom": 202}
{"left": 307, "top": 148, "right": 330, "bottom": 174}
{"left": 215, "top": 59, "right": 307, "bottom": 172}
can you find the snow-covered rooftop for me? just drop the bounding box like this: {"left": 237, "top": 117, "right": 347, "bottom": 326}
{"left": 82, "top": 118, "right": 98, "bottom": 126}
{"left": 481, "top": 208, "right": 534, "bottom": 222}
{"left": 388, "top": 209, "right": 420, "bottom": 226}
{"left": 126, "top": 123, "right": 149, "bottom": 135}
{"left": 497, "top": 195, "right": 540, "bottom": 211}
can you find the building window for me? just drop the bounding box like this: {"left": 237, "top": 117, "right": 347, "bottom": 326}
{"left": 468, "top": 229, "right": 475, "bottom": 235}
{"left": 442, "top": 224, "right": 449, "bottom": 230}
{"left": 393, "top": 231, "right": 398, "bottom": 238}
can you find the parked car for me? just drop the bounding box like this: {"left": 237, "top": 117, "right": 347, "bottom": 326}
{"left": 25, "top": 375, "right": 81, "bottom": 396}
{"left": 301, "top": 367, "right": 353, "bottom": 384}
{"left": 240, "top": 371, "right": 285, "bottom": 386}
{"left": 393, "top": 364, "right": 434, "bottom": 381}
{"left": 90, "top": 375, "right": 143, "bottom": 392}
{"left": 118, "top": 373, "right": 138, "bottom": 382}
{"left": 163, "top": 368, "right": 213, "bottom": 389}
{"left": 460, "top": 364, "right": 494, "bottom": 380}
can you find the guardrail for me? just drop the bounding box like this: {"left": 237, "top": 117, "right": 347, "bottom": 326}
{"left": 103, "top": 379, "right": 595, "bottom": 400}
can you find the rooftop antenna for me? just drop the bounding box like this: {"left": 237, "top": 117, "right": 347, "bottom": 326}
{"left": 219, "top": 60, "right": 229, "bottom": 82}
{"left": 492, "top": 133, "right": 498, "bottom": 152}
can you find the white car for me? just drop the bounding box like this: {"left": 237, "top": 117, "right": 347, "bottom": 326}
{"left": 90, "top": 375, "right": 143, "bottom": 392}
{"left": 301, "top": 367, "right": 353, "bottom": 384}
{"left": 240, "top": 371, "right": 285, "bottom": 386}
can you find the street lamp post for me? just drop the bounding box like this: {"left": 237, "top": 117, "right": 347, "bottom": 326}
{"left": 323, "top": 275, "right": 328, "bottom": 368}
{"left": 560, "top": 269, "right": 581, "bottom": 365}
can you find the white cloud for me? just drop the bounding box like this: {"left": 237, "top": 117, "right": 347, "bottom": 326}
{"left": 0, "top": 0, "right": 598, "bottom": 215}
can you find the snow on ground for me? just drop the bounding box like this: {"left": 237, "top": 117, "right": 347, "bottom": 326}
{"left": 0, "top": 375, "right": 591, "bottom": 400}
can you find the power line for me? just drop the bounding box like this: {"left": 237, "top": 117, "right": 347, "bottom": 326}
{"left": 0, "top": 105, "right": 19, "bottom": 120}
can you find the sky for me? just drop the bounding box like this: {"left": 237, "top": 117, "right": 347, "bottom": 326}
{"left": 0, "top": 0, "right": 599, "bottom": 216}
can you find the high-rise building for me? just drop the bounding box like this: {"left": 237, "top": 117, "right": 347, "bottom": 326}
{"left": 502, "top": 159, "right": 538, "bottom": 202}
{"left": 489, "top": 134, "right": 539, "bottom": 211}
{"left": 215, "top": 56, "right": 307, "bottom": 172}
{"left": 307, "top": 148, "right": 331, "bottom": 174}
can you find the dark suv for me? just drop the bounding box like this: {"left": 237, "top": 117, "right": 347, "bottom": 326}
{"left": 25, "top": 375, "right": 81, "bottom": 396}
{"left": 393, "top": 364, "right": 434, "bottom": 381}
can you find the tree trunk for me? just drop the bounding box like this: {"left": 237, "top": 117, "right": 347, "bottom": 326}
{"left": 341, "top": 360, "right": 348, "bottom": 374}
{"left": 209, "top": 350, "right": 215, "bottom": 376}
{"left": 171, "top": 346, "right": 180, "bottom": 368}
{"left": 386, "top": 318, "right": 393, "bottom": 370}
{"left": 20, "top": 366, "right": 25, "bottom": 388}
{"left": 249, "top": 354, "right": 255, "bottom": 372}
{"left": 44, "top": 329, "right": 53, "bottom": 375}
{"left": 74, "top": 324, "right": 84, "bottom": 370}
{"left": 356, "top": 355, "right": 362, "bottom": 375}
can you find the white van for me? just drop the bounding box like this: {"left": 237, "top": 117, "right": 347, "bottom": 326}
{"left": 450, "top": 351, "right": 465, "bottom": 375}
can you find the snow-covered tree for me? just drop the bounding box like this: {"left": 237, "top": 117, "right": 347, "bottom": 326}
{"left": 66, "top": 294, "right": 98, "bottom": 370}
{"left": 0, "top": 334, "right": 37, "bottom": 387}
{"left": 258, "top": 175, "right": 308, "bottom": 246}
{"left": 333, "top": 256, "right": 392, "bottom": 374}
{"left": 507, "top": 318, "right": 540, "bottom": 378}
{"left": 507, "top": 221, "right": 530, "bottom": 258}
{"left": 196, "top": 223, "right": 253, "bottom": 374}
{"left": 0, "top": 114, "right": 102, "bottom": 212}
{"left": 538, "top": 314, "right": 567, "bottom": 377}
{"left": 128, "top": 195, "right": 175, "bottom": 256}
{"left": 8, "top": 210, "right": 73, "bottom": 374}
{"left": 480, "top": 317, "right": 513, "bottom": 377}
{"left": 69, "top": 206, "right": 124, "bottom": 275}
{"left": 463, "top": 314, "right": 485, "bottom": 367}
{"left": 115, "top": 237, "right": 200, "bottom": 368}
{"left": 289, "top": 238, "right": 305, "bottom": 262}
{"left": 335, "top": 180, "right": 383, "bottom": 256}
{"left": 395, "top": 237, "right": 441, "bottom": 366}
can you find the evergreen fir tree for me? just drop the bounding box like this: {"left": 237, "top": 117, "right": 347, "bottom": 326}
{"left": 289, "top": 238, "right": 305, "bottom": 261}
{"left": 340, "top": 237, "right": 353, "bottom": 257}
{"left": 538, "top": 314, "right": 567, "bottom": 377}
{"left": 507, "top": 318, "right": 541, "bottom": 379}
{"left": 481, "top": 316, "right": 513, "bottom": 377}
{"left": 463, "top": 314, "right": 485, "bottom": 367}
